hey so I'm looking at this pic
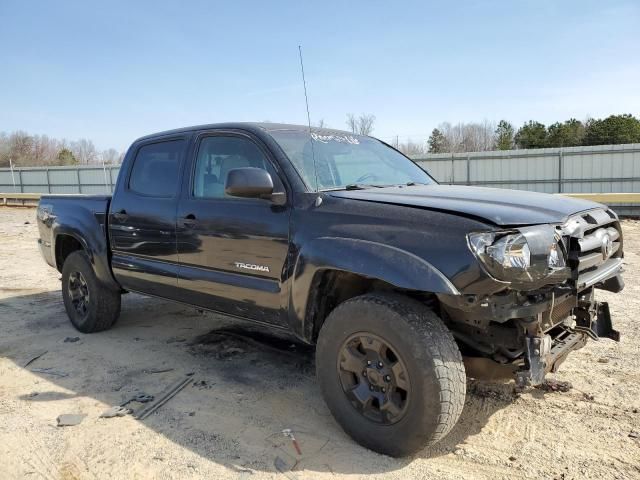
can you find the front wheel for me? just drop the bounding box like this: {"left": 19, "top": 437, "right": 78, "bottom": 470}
{"left": 61, "top": 251, "right": 121, "bottom": 333}
{"left": 316, "top": 293, "right": 466, "bottom": 457}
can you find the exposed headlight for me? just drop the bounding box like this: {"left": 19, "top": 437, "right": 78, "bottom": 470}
{"left": 468, "top": 225, "right": 568, "bottom": 285}
{"left": 486, "top": 233, "right": 531, "bottom": 269}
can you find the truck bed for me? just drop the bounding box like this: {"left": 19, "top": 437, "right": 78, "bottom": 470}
{"left": 37, "top": 194, "right": 112, "bottom": 272}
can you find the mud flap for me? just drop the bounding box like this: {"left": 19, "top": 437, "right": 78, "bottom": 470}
{"left": 575, "top": 301, "right": 620, "bottom": 342}
{"left": 593, "top": 302, "right": 620, "bottom": 341}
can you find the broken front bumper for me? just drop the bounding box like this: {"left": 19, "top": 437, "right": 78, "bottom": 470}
{"left": 516, "top": 300, "right": 620, "bottom": 387}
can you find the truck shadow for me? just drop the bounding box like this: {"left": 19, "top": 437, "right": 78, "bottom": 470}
{"left": 1, "top": 290, "right": 517, "bottom": 475}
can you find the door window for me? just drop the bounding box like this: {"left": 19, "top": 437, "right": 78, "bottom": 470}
{"left": 129, "top": 140, "right": 185, "bottom": 197}
{"left": 193, "top": 136, "right": 280, "bottom": 199}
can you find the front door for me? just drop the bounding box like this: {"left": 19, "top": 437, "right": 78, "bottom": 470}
{"left": 175, "top": 131, "right": 291, "bottom": 326}
{"left": 109, "top": 136, "right": 188, "bottom": 299}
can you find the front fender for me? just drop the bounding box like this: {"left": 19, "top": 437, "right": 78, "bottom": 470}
{"left": 289, "top": 237, "right": 460, "bottom": 340}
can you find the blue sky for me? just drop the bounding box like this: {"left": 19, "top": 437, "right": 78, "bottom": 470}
{"left": 1, "top": 0, "right": 639, "bottom": 151}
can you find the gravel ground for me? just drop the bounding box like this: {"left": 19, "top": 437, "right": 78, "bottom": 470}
{"left": 0, "top": 206, "right": 638, "bottom": 480}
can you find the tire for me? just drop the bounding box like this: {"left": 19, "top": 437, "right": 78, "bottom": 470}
{"left": 316, "top": 293, "right": 466, "bottom": 457}
{"left": 61, "top": 250, "right": 121, "bottom": 333}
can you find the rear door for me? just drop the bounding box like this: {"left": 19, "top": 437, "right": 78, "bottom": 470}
{"left": 175, "top": 130, "right": 291, "bottom": 326}
{"left": 109, "top": 136, "right": 189, "bottom": 299}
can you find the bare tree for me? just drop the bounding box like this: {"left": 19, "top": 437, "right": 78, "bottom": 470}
{"left": 0, "top": 132, "right": 9, "bottom": 167}
{"left": 398, "top": 139, "right": 427, "bottom": 156}
{"left": 316, "top": 119, "right": 327, "bottom": 128}
{"left": 358, "top": 114, "right": 376, "bottom": 135}
{"left": 346, "top": 113, "right": 376, "bottom": 135}
{"left": 435, "top": 120, "right": 496, "bottom": 153}
{"left": 0, "top": 130, "right": 121, "bottom": 167}
{"left": 346, "top": 113, "right": 358, "bottom": 133}
{"left": 101, "top": 148, "right": 121, "bottom": 165}
{"left": 32, "top": 135, "right": 60, "bottom": 165}
{"left": 71, "top": 138, "right": 98, "bottom": 164}
{"left": 7, "top": 131, "right": 34, "bottom": 166}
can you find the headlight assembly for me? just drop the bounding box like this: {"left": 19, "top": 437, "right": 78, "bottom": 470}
{"left": 486, "top": 233, "right": 530, "bottom": 269}
{"left": 468, "top": 225, "right": 569, "bottom": 286}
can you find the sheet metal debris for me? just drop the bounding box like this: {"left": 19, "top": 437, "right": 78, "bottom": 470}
{"left": 144, "top": 368, "right": 174, "bottom": 374}
{"left": 30, "top": 368, "right": 68, "bottom": 377}
{"left": 23, "top": 350, "right": 47, "bottom": 367}
{"left": 57, "top": 414, "right": 86, "bottom": 427}
{"left": 121, "top": 393, "right": 154, "bottom": 407}
{"left": 100, "top": 405, "right": 131, "bottom": 418}
{"left": 135, "top": 376, "right": 193, "bottom": 420}
{"left": 100, "top": 393, "right": 154, "bottom": 419}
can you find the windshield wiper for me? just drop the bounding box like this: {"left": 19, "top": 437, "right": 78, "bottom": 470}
{"left": 405, "top": 181, "right": 430, "bottom": 186}
{"left": 344, "top": 183, "right": 391, "bottom": 190}
{"left": 320, "top": 184, "right": 390, "bottom": 192}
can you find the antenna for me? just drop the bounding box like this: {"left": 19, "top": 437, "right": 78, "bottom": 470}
{"left": 298, "top": 45, "right": 319, "bottom": 192}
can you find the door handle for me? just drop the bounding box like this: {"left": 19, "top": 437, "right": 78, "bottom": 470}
{"left": 181, "top": 213, "right": 197, "bottom": 226}
{"left": 113, "top": 209, "right": 128, "bottom": 221}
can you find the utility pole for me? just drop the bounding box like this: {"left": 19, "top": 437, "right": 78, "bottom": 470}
{"left": 102, "top": 159, "right": 109, "bottom": 193}
{"left": 9, "top": 158, "right": 17, "bottom": 192}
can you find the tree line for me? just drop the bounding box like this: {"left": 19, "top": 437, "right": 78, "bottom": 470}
{"left": 427, "top": 114, "right": 640, "bottom": 154}
{"left": 4, "top": 113, "right": 639, "bottom": 167}
{"left": 0, "top": 130, "right": 123, "bottom": 168}
{"left": 342, "top": 113, "right": 640, "bottom": 155}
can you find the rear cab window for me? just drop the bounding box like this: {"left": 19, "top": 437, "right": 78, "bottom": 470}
{"left": 129, "top": 139, "right": 186, "bottom": 197}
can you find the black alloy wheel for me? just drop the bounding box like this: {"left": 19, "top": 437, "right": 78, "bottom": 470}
{"left": 316, "top": 293, "right": 467, "bottom": 456}
{"left": 67, "top": 271, "right": 90, "bottom": 320}
{"left": 337, "top": 333, "right": 410, "bottom": 425}
{"left": 61, "top": 250, "right": 121, "bottom": 333}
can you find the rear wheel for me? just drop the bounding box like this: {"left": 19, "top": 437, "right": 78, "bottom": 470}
{"left": 316, "top": 293, "right": 466, "bottom": 457}
{"left": 61, "top": 251, "right": 121, "bottom": 333}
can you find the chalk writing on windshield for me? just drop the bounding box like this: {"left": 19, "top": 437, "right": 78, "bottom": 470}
{"left": 310, "top": 133, "right": 360, "bottom": 145}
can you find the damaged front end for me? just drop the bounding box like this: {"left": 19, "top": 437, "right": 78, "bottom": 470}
{"left": 442, "top": 208, "right": 623, "bottom": 387}
{"left": 516, "top": 287, "right": 619, "bottom": 386}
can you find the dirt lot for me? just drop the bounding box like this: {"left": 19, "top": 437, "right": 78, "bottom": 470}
{"left": 0, "top": 206, "right": 639, "bottom": 480}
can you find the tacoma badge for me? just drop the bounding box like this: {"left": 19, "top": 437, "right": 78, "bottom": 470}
{"left": 234, "top": 262, "right": 270, "bottom": 273}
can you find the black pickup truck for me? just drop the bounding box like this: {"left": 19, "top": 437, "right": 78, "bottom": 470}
{"left": 36, "top": 123, "right": 623, "bottom": 456}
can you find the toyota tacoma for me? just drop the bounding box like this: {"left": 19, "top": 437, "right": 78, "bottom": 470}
{"left": 36, "top": 123, "right": 623, "bottom": 456}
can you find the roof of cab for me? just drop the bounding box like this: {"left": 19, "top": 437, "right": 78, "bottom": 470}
{"left": 133, "top": 122, "right": 355, "bottom": 143}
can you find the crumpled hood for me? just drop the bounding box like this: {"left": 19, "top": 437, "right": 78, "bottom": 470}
{"left": 329, "top": 185, "right": 604, "bottom": 226}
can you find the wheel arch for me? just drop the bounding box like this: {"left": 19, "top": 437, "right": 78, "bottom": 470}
{"left": 55, "top": 232, "right": 89, "bottom": 271}
{"left": 289, "top": 237, "right": 459, "bottom": 343}
{"left": 52, "top": 220, "right": 120, "bottom": 292}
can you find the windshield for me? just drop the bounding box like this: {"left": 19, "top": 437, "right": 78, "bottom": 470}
{"left": 269, "top": 129, "right": 436, "bottom": 191}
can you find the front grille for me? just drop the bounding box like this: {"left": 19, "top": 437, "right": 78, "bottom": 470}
{"left": 563, "top": 208, "right": 623, "bottom": 290}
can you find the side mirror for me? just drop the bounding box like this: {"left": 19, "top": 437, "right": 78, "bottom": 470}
{"left": 225, "top": 167, "right": 284, "bottom": 204}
